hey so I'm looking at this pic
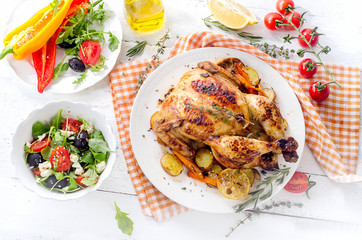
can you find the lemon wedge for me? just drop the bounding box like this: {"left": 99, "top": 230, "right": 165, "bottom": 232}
{"left": 207, "top": 0, "right": 257, "bottom": 29}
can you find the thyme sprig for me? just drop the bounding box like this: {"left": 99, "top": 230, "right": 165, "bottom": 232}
{"left": 202, "top": 16, "right": 295, "bottom": 60}
{"left": 233, "top": 167, "right": 290, "bottom": 212}
{"left": 126, "top": 40, "right": 147, "bottom": 57}
{"left": 280, "top": 11, "right": 341, "bottom": 88}
{"left": 226, "top": 200, "right": 303, "bottom": 237}
{"left": 185, "top": 103, "right": 253, "bottom": 126}
{"left": 135, "top": 31, "right": 170, "bottom": 92}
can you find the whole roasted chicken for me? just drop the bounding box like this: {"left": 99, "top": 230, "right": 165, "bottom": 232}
{"left": 151, "top": 58, "right": 298, "bottom": 170}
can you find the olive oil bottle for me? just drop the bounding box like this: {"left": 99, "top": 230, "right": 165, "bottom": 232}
{"left": 124, "top": 0, "right": 164, "bottom": 31}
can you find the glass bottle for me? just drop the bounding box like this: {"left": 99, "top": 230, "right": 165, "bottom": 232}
{"left": 124, "top": 0, "right": 165, "bottom": 31}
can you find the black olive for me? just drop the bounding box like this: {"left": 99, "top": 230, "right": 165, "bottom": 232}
{"left": 45, "top": 175, "right": 69, "bottom": 189}
{"left": 69, "top": 58, "right": 86, "bottom": 72}
{"left": 74, "top": 137, "right": 88, "bottom": 151}
{"left": 58, "top": 37, "right": 76, "bottom": 49}
{"left": 78, "top": 131, "right": 89, "bottom": 140}
{"left": 27, "top": 153, "right": 45, "bottom": 168}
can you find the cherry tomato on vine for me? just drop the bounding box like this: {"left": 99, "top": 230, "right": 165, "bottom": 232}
{"left": 299, "top": 58, "right": 317, "bottom": 78}
{"left": 30, "top": 136, "right": 51, "bottom": 152}
{"left": 276, "top": 0, "right": 295, "bottom": 15}
{"left": 264, "top": 12, "right": 284, "bottom": 30}
{"left": 50, "top": 146, "right": 71, "bottom": 172}
{"left": 79, "top": 40, "right": 101, "bottom": 65}
{"left": 283, "top": 11, "right": 302, "bottom": 30}
{"left": 298, "top": 28, "right": 319, "bottom": 48}
{"left": 62, "top": 118, "right": 83, "bottom": 133}
{"left": 284, "top": 172, "right": 309, "bottom": 193}
{"left": 309, "top": 81, "right": 330, "bottom": 102}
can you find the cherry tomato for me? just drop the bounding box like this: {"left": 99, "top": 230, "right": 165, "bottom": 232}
{"left": 32, "top": 169, "right": 41, "bottom": 176}
{"left": 75, "top": 176, "right": 87, "bottom": 187}
{"left": 264, "top": 12, "right": 284, "bottom": 30}
{"left": 62, "top": 118, "right": 83, "bottom": 133}
{"left": 79, "top": 40, "right": 101, "bottom": 65}
{"left": 30, "top": 136, "right": 51, "bottom": 152}
{"left": 309, "top": 81, "right": 330, "bottom": 102}
{"left": 283, "top": 11, "right": 302, "bottom": 30}
{"left": 276, "top": 0, "right": 294, "bottom": 15}
{"left": 298, "top": 28, "right": 319, "bottom": 48}
{"left": 284, "top": 172, "right": 309, "bottom": 193}
{"left": 299, "top": 58, "right": 317, "bottom": 78}
{"left": 50, "top": 146, "right": 71, "bottom": 172}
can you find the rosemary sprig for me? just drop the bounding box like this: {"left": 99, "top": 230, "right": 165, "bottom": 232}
{"left": 306, "top": 175, "right": 316, "bottom": 199}
{"left": 233, "top": 167, "right": 290, "bottom": 212}
{"left": 280, "top": 10, "right": 341, "bottom": 88}
{"left": 135, "top": 31, "right": 170, "bottom": 93}
{"left": 202, "top": 16, "right": 294, "bottom": 59}
{"left": 226, "top": 200, "right": 303, "bottom": 237}
{"left": 126, "top": 40, "right": 147, "bottom": 57}
{"left": 203, "top": 16, "right": 262, "bottom": 43}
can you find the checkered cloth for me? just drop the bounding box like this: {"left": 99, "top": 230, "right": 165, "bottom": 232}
{"left": 109, "top": 32, "right": 361, "bottom": 221}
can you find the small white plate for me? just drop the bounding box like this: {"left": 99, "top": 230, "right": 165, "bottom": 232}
{"left": 4, "top": 0, "right": 122, "bottom": 94}
{"left": 11, "top": 101, "right": 117, "bottom": 200}
{"left": 130, "top": 47, "right": 305, "bottom": 213}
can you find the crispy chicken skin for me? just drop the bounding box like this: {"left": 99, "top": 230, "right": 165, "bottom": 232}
{"left": 151, "top": 59, "right": 299, "bottom": 170}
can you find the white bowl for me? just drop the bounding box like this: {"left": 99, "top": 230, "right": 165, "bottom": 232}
{"left": 10, "top": 101, "right": 117, "bottom": 200}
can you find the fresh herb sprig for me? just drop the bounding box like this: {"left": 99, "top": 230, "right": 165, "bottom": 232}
{"left": 50, "top": 0, "right": 62, "bottom": 16}
{"left": 280, "top": 10, "right": 341, "bottom": 88}
{"left": 226, "top": 200, "right": 303, "bottom": 237}
{"left": 126, "top": 41, "right": 147, "bottom": 57}
{"left": 306, "top": 175, "right": 316, "bottom": 199}
{"left": 202, "top": 16, "right": 295, "bottom": 60}
{"left": 135, "top": 31, "right": 170, "bottom": 92}
{"left": 233, "top": 167, "right": 290, "bottom": 212}
{"left": 115, "top": 202, "right": 134, "bottom": 236}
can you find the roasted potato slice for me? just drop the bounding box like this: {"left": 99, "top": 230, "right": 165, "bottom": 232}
{"left": 195, "top": 148, "right": 214, "bottom": 171}
{"left": 150, "top": 111, "right": 163, "bottom": 130}
{"left": 243, "top": 67, "right": 260, "bottom": 86}
{"left": 207, "top": 164, "right": 223, "bottom": 181}
{"left": 160, "top": 154, "right": 184, "bottom": 176}
{"left": 253, "top": 168, "right": 261, "bottom": 181}
{"left": 263, "top": 88, "right": 276, "bottom": 102}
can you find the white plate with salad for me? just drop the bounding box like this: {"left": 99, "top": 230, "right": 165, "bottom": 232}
{"left": 11, "top": 101, "right": 116, "bottom": 200}
{"left": 3, "top": 0, "right": 122, "bottom": 94}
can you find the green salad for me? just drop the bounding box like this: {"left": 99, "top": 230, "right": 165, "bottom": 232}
{"left": 24, "top": 109, "right": 112, "bottom": 193}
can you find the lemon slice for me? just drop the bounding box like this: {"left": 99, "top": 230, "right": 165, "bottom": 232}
{"left": 207, "top": 0, "right": 257, "bottom": 29}
{"left": 217, "top": 168, "right": 251, "bottom": 199}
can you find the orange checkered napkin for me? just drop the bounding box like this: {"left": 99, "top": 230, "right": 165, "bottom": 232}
{"left": 109, "top": 31, "right": 361, "bottom": 221}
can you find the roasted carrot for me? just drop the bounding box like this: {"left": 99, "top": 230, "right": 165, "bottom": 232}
{"left": 235, "top": 64, "right": 267, "bottom": 97}
{"left": 187, "top": 171, "right": 217, "bottom": 187}
{"left": 172, "top": 150, "right": 204, "bottom": 179}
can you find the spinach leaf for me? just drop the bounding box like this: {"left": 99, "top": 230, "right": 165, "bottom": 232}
{"left": 41, "top": 146, "right": 52, "bottom": 161}
{"left": 68, "top": 177, "right": 78, "bottom": 191}
{"left": 32, "top": 121, "right": 49, "bottom": 139}
{"left": 80, "top": 150, "right": 94, "bottom": 164}
{"left": 89, "top": 138, "right": 112, "bottom": 153}
{"left": 93, "top": 151, "right": 107, "bottom": 162}
{"left": 51, "top": 110, "right": 64, "bottom": 129}
{"left": 114, "top": 202, "right": 133, "bottom": 236}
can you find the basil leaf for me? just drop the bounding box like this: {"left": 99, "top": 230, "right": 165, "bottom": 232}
{"left": 108, "top": 32, "right": 120, "bottom": 51}
{"left": 32, "top": 121, "right": 49, "bottom": 139}
{"left": 80, "top": 150, "right": 94, "bottom": 164}
{"left": 41, "top": 146, "right": 52, "bottom": 161}
{"left": 89, "top": 138, "right": 111, "bottom": 153}
{"left": 68, "top": 177, "right": 78, "bottom": 191}
{"left": 51, "top": 110, "right": 64, "bottom": 129}
{"left": 89, "top": 130, "right": 104, "bottom": 140}
{"left": 114, "top": 202, "right": 133, "bottom": 236}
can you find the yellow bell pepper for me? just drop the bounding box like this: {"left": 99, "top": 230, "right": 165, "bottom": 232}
{"left": 1, "top": 0, "right": 74, "bottom": 60}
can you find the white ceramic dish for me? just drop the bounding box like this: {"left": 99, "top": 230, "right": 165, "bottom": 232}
{"left": 4, "top": 0, "right": 122, "bottom": 94}
{"left": 11, "top": 101, "right": 117, "bottom": 200}
{"left": 130, "top": 47, "right": 305, "bottom": 213}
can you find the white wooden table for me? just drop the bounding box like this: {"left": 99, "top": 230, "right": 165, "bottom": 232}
{"left": 1, "top": 0, "right": 362, "bottom": 239}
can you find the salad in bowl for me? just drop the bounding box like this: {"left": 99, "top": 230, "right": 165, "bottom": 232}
{"left": 11, "top": 101, "right": 116, "bottom": 200}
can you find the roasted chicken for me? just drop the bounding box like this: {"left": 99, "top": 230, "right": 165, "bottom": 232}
{"left": 151, "top": 58, "right": 298, "bottom": 170}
